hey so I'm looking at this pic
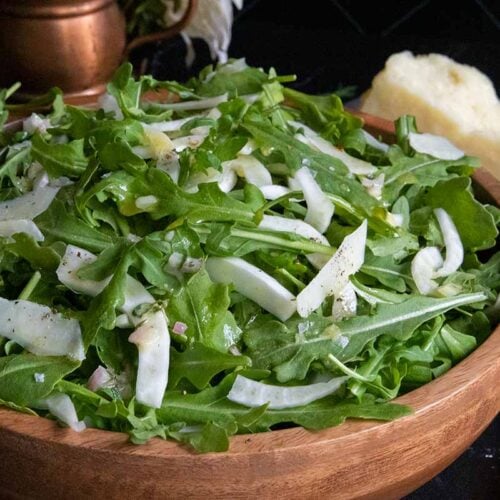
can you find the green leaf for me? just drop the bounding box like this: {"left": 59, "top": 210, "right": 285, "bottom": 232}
{"left": 35, "top": 197, "right": 116, "bottom": 252}
{"left": 5, "top": 233, "right": 60, "bottom": 270}
{"left": 425, "top": 177, "right": 498, "bottom": 251}
{"left": 0, "top": 354, "right": 79, "bottom": 406}
{"left": 167, "top": 270, "right": 236, "bottom": 352}
{"left": 169, "top": 342, "right": 251, "bottom": 390}
{"left": 31, "top": 134, "right": 88, "bottom": 178}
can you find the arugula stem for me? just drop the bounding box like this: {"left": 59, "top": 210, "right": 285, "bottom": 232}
{"left": 18, "top": 271, "right": 41, "bottom": 300}
{"left": 231, "top": 228, "right": 335, "bottom": 255}
{"left": 327, "top": 353, "right": 375, "bottom": 383}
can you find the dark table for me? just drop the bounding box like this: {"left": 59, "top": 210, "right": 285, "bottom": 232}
{"left": 145, "top": 1, "right": 500, "bottom": 496}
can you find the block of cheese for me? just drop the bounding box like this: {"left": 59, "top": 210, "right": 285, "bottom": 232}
{"left": 361, "top": 51, "right": 500, "bottom": 178}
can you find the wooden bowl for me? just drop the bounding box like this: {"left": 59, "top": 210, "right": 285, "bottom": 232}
{"left": 0, "top": 114, "right": 498, "bottom": 500}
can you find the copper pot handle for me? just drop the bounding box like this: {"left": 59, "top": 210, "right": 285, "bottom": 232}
{"left": 123, "top": 0, "right": 198, "bottom": 60}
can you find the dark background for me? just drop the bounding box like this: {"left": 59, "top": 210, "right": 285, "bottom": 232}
{"left": 144, "top": 1, "right": 500, "bottom": 498}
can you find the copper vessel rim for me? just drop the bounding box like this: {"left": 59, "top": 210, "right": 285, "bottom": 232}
{"left": 0, "top": 0, "right": 115, "bottom": 19}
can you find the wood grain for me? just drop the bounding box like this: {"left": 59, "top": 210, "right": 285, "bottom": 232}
{"left": 0, "top": 113, "right": 498, "bottom": 500}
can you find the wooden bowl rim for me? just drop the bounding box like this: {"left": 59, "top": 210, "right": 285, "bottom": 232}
{"left": 1, "top": 111, "right": 498, "bottom": 458}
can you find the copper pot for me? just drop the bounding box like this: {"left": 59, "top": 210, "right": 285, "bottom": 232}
{"left": 0, "top": 0, "right": 196, "bottom": 99}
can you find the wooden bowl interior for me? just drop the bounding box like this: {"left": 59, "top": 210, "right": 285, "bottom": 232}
{"left": 0, "top": 111, "right": 498, "bottom": 500}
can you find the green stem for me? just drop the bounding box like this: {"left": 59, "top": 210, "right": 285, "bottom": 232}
{"left": 18, "top": 271, "right": 41, "bottom": 300}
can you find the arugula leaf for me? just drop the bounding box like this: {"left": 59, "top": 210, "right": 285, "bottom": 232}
{"left": 0, "top": 354, "right": 79, "bottom": 406}
{"left": 169, "top": 342, "right": 250, "bottom": 390}
{"left": 167, "top": 270, "right": 237, "bottom": 352}
{"left": 31, "top": 134, "right": 88, "bottom": 178}
{"left": 425, "top": 177, "right": 498, "bottom": 251}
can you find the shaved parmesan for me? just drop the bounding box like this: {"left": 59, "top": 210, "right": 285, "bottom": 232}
{"left": 45, "top": 393, "right": 86, "bottom": 432}
{"left": 292, "top": 166, "right": 334, "bottom": 233}
{"left": 0, "top": 297, "right": 84, "bottom": 360}
{"left": 296, "top": 220, "right": 367, "bottom": 317}
{"left": 408, "top": 132, "right": 464, "bottom": 160}
{"left": 228, "top": 374, "right": 347, "bottom": 409}
{"left": 0, "top": 219, "right": 44, "bottom": 241}
{"left": 206, "top": 257, "right": 296, "bottom": 321}
{"left": 411, "top": 246, "right": 443, "bottom": 295}
{"left": 128, "top": 310, "right": 170, "bottom": 408}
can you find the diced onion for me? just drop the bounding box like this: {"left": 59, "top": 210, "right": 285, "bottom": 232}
{"left": 292, "top": 166, "right": 334, "bottom": 233}
{"left": 87, "top": 366, "right": 112, "bottom": 392}
{"left": 227, "top": 374, "right": 347, "bottom": 409}
{"left": 296, "top": 220, "right": 367, "bottom": 318}
{"left": 408, "top": 132, "right": 464, "bottom": 160}
{"left": 206, "top": 257, "right": 296, "bottom": 321}
{"left": 0, "top": 297, "right": 84, "bottom": 360}
{"left": 128, "top": 310, "right": 170, "bottom": 408}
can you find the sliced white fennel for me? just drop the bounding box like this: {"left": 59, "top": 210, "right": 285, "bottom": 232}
{"left": 433, "top": 208, "right": 464, "bottom": 277}
{"left": 0, "top": 297, "right": 84, "bottom": 360}
{"left": 361, "top": 173, "right": 385, "bottom": 200}
{"left": 141, "top": 126, "right": 175, "bottom": 160}
{"left": 258, "top": 185, "right": 291, "bottom": 200}
{"left": 128, "top": 309, "right": 170, "bottom": 408}
{"left": 44, "top": 393, "right": 86, "bottom": 432}
{"left": 332, "top": 282, "right": 357, "bottom": 321}
{"left": 292, "top": 166, "right": 334, "bottom": 233}
{"left": 289, "top": 120, "right": 377, "bottom": 176}
{"left": 145, "top": 115, "right": 203, "bottom": 132}
{"left": 259, "top": 214, "right": 331, "bottom": 269}
{"left": 411, "top": 247, "right": 443, "bottom": 295}
{"left": 411, "top": 209, "right": 464, "bottom": 295}
{"left": 206, "top": 257, "right": 296, "bottom": 321}
{"left": 171, "top": 134, "right": 208, "bottom": 152}
{"left": 223, "top": 155, "right": 272, "bottom": 187}
{"left": 0, "top": 219, "right": 44, "bottom": 241}
{"left": 57, "top": 245, "right": 154, "bottom": 323}
{"left": 408, "top": 132, "right": 464, "bottom": 161}
{"left": 0, "top": 183, "right": 60, "bottom": 221}
{"left": 361, "top": 130, "right": 390, "bottom": 152}
{"left": 296, "top": 220, "right": 367, "bottom": 318}
{"left": 154, "top": 93, "right": 228, "bottom": 111}
{"left": 227, "top": 374, "right": 347, "bottom": 409}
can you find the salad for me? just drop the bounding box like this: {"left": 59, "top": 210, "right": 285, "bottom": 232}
{"left": 0, "top": 61, "right": 498, "bottom": 453}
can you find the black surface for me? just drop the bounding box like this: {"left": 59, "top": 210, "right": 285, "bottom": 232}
{"left": 143, "top": 1, "right": 500, "bottom": 497}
